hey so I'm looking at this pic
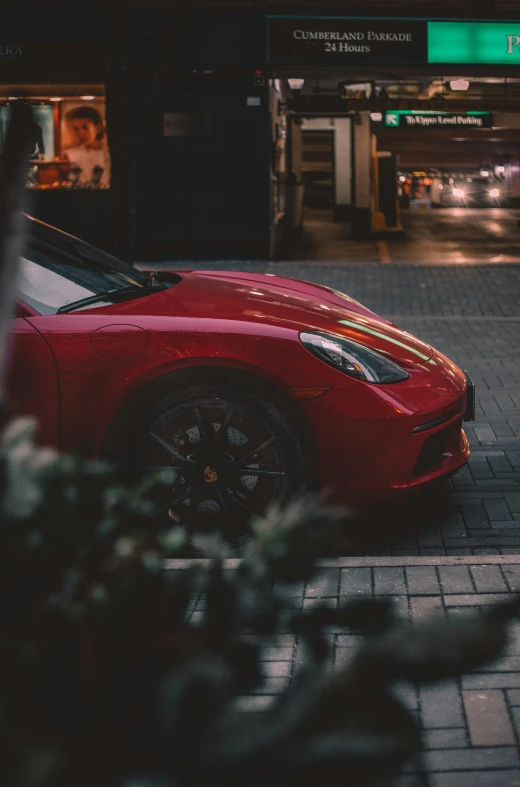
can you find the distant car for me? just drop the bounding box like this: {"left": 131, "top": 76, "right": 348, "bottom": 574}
{"left": 441, "top": 177, "right": 503, "bottom": 207}
{"left": 8, "top": 216, "right": 474, "bottom": 537}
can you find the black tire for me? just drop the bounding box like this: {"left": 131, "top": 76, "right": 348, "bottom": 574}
{"left": 134, "top": 383, "right": 307, "bottom": 541}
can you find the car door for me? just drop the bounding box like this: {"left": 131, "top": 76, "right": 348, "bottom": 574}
{"left": 15, "top": 220, "right": 158, "bottom": 458}
{"left": 14, "top": 240, "right": 119, "bottom": 456}
{"left": 5, "top": 301, "right": 60, "bottom": 448}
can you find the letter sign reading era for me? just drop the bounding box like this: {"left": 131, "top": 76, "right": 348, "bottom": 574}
{"left": 428, "top": 22, "right": 520, "bottom": 64}
{"left": 268, "top": 18, "right": 427, "bottom": 63}
{"left": 0, "top": 45, "right": 22, "bottom": 57}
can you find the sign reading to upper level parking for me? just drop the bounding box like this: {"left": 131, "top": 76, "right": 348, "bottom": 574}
{"left": 383, "top": 111, "right": 492, "bottom": 128}
{"left": 268, "top": 18, "right": 427, "bottom": 63}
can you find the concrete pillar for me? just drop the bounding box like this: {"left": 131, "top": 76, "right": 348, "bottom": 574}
{"left": 351, "top": 111, "right": 373, "bottom": 239}
{"left": 290, "top": 117, "right": 303, "bottom": 176}
{"left": 431, "top": 177, "right": 443, "bottom": 206}
{"left": 333, "top": 118, "right": 352, "bottom": 220}
{"left": 300, "top": 117, "right": 352, "bottom": 218}
{"left": 503, "top": 161, "right": 520, "bottom": 206}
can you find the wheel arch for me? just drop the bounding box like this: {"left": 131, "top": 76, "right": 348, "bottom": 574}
{"left": 101, "top": 364, "right": 320, "bottom": 486}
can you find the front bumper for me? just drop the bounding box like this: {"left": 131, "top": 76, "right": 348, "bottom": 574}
{"left": 318, "top": 413, "right": 470, "bottom": 507}
{"left": 298, "top": 354, "right": 474, "bottom": 508}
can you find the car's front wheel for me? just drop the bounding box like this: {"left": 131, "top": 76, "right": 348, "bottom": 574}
{"left": 136, "top": 384, "right": 307, "bottom": 541}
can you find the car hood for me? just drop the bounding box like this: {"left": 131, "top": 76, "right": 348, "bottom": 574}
{"left": 102, "top": 270, "right": 433, "bottom": 366}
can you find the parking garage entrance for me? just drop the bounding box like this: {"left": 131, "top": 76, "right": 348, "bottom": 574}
{"left": 267, "top": 16, "right": 520, "bottom": 263}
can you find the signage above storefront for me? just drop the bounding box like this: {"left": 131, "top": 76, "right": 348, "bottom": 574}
{"left": 268, "top": 17, "right": 520, "bottom": 66}
{"left": 268, "top": 17, "right": 427, "bottom": 63}
{"left": 428, "top": 22, "right": 520, "bottom": 65}
{"left": 383, "top": 110, "right": 492, "bottom": 128}
{"left": 1, "top": 10, "right": 104, "bottom": 80}
{"left": 0, "top": 43, "right": 105, "bottom": 81}
{"left": 0, "top": 45, "right": 23, "bottom": 57}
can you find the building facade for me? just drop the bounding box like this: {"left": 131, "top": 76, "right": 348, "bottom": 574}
{"left": 3, "top": 1, "right": 520, "bottom": 260}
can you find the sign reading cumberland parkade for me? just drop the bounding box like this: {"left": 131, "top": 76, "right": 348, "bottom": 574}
{"left": 268, "top": 18, "right": 520, "bottom": 65}
{"left": 384, "top": 111, "right": 492, "bottom": 128}
{"left": 268, "top": 18, "right": 427, "bottom": 63}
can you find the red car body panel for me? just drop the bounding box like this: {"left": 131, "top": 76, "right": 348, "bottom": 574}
{"left": 6, "top": 317, "right": 60, "bottom": 447}
{"left": 10, "top": 263, "right": 470, "bottom": 507}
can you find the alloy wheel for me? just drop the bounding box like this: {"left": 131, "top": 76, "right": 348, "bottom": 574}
{"left": 145, "top": 397, "right": 289, "bottom": 539}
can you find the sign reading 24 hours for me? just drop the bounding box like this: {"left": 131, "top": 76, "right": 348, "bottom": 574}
{"left": 269, "top": 18, "right": 427, "bottom": 63}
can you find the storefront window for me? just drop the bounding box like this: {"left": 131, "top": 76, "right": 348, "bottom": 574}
{"left": 0, "top": 89, "right": 111, "bottom": 189}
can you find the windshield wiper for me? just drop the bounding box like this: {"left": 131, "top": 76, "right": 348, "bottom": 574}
{"left": 56, "top": 282, "right": 169, "bottom": 314}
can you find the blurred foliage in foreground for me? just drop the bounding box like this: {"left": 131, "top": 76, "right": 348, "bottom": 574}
{"left": 1, "top": 416, "right": 520, "bottom": 787}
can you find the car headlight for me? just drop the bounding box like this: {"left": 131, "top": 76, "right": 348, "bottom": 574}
{"left": 489, "top": 188, "right": 500, "bottom": 198}
{"left": 300, "top": 331, "right": 410, "bottom": 384}
{"left": 452, "top": 188, "right": 465, "bottom": 197}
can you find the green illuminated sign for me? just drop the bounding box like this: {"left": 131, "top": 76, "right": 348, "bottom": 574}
{"left": 428, "top": 21, "right": 520, "bottom": 64}
{"left": 383, "top": 110, "right": 491, "bottom": 128}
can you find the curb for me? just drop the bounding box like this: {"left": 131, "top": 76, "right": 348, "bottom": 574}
{"left": 164, "top": 555, "right": 520, "bottom": 570}
{"left": 382, "top": 315, "right": 520, "bottom": 322}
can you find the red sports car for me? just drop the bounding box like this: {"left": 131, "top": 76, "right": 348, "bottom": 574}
{"left": 9, "top": 216, "right": 473, "bottom": 535}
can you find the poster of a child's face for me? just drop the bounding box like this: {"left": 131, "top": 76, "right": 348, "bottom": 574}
{"left": 61, "top": 100, "right": 111, "bottom": 188}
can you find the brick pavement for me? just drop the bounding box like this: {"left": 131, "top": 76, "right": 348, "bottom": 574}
{"left": 139, "top": 259, "right": 520, "bottom": 557}
{"left": 174, "top": 555, "right": 520, "bottom": 786}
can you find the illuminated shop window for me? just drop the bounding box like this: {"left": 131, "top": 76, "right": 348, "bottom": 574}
{"left": 0, "top": 88, "right": 111, "bottom": 189}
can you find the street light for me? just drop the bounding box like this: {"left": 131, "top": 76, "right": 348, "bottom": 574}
{"left": 449, "top": 79, "right": 470, "bottom": 91}
{"left": 287, "top": 78, "right": 305, "bottom": 97}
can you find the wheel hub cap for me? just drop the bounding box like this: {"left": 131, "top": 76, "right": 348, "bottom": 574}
{"left": 203, "top": 464, "right": 219, "bottom": 484}
{"left": 147, "top": 400, "right": 288, "bottom": 536}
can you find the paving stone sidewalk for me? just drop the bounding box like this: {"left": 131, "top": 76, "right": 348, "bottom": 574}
{"left": 173, "top": 555, "right": 520, "bottom": 786}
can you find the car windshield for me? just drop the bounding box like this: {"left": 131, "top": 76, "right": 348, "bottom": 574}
{"left": 18, "top": 218, "right": 159, "bottom": 315}
{"left": 455, "top": 178, "right": 494, "bottom": 190}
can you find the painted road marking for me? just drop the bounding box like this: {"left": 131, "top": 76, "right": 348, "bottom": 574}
{"left": 378, "top": 241, "right": 392, "bottom": 264}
